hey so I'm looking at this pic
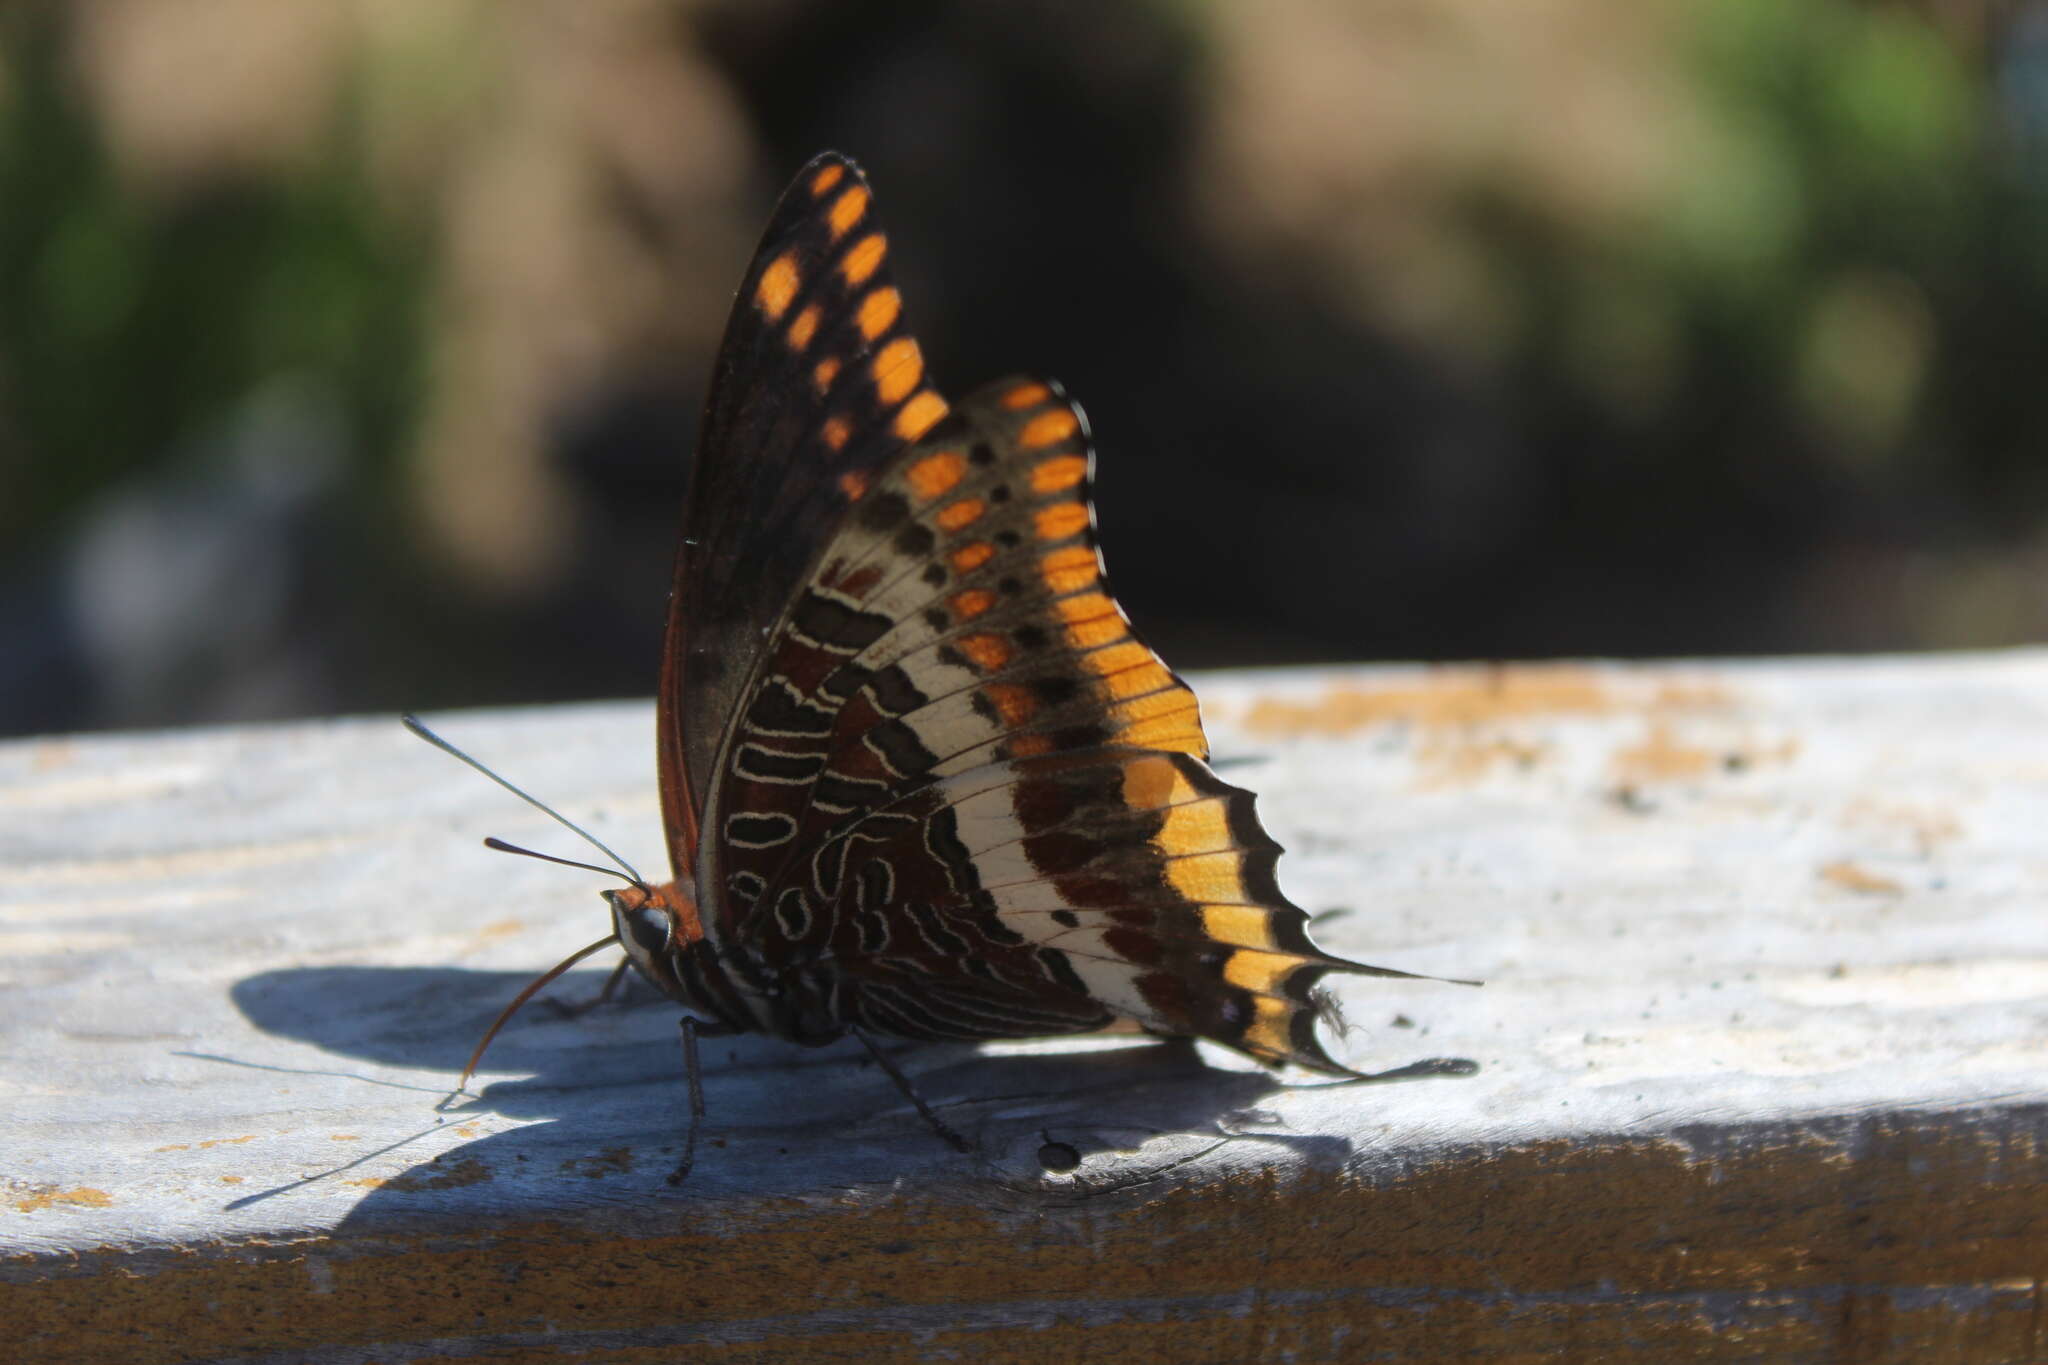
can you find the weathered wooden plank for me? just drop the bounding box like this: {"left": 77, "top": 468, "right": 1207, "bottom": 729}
{"left": 3, "top": 654, "right": 2046, "bottom": 1363}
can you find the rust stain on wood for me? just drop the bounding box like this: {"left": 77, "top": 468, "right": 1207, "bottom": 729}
{"left": 1611, "top": 720, "right": 1718, "bottom": 782}
{"left": 1243, "top": 665, "right": 1732, "bottom": 739}
{"left": 1413, "top": 733, "right": 1549, "bottom": 788}
{"left": 1820, "top": 860, "right": 1906, "bottom": 896}
{"left": 344, "top": 1157, "right": 492, "bottom": 1193}
{"left": 1841, "top": 798, "right": 1964, "bottom": 857}
{"left": 562, "top": 1148, "right": 637, "bottom": 1179}
{"left": 11, "top": 1187, "right": 112, "bottom": 1214}
{"left": 1247, "top": 665, "right": 1614, "bottom": 736}
{"left": 10, "top": 837, "right": 353, "bottom": 887}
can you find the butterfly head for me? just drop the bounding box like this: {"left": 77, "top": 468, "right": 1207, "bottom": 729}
{"left": 604, "top": 881, "right": 702, "bottom": 1002}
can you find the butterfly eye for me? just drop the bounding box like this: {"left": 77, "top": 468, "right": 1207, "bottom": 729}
{"left": 610, "top": 895, "right": 674, "bottom": 964}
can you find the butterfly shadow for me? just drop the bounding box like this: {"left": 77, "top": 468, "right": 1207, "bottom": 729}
{"left": 227, "top": 962, "right": 1435, "bottom": 1226}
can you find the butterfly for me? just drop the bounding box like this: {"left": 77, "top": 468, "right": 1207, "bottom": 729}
{"left": 417, "top": 152, "right": 1465, "bottom": 1181}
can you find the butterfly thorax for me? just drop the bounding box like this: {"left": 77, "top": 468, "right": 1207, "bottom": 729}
{"left": 604, "top": 881, "right": 759, "bottom": 1035}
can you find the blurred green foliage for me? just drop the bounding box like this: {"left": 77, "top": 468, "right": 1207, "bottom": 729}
{"left": 0, "top": 8, "right": 428, "bottom": 556}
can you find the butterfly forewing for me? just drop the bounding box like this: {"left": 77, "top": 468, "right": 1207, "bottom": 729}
{"left": 662, "top": 152, "right": 949, "bottom": 876}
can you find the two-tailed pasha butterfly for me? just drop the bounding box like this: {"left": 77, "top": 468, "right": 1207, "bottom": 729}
{"left": 411, "top": 152, "right": 1473, "bottom": 1182}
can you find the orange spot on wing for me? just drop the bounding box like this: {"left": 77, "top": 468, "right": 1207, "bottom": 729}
{"left": 984, "top": 682, "right": 1037, "bottom": 725}
{"left": 1065, "top": 613, "right": 1127, "bottom": 650}
{"left": 894, "top": 391, "right": 949, "bottom": 441}
{"left": 1243, "top": 995, "right": 1297, "bottom": 1056}
{"left": 950, "top": 587, "right": 995, "bottom": 619}
{"left": 907, "top": 451, "right": 967, "bottom": 501}
{"left": 1005, "top": 733, "right": 1055, "bottom": 757}
{"left": 956, "top": 633, "right": 1013, "bottom": 672}
{"left": 1158, "top": 798, "right": 1231, "bottom": 857}
{"left": 1122, "top": 754, "right": 1198, "bottom": 809}
{"left": 1165, "top": 850, "right": 1244, "bottom": 902}
{"left": 1102, "top": 659, "right": 1173, "bottom": 701}
{"left": 838, "top": 470, "right": 871, "bottom": 501}
{"left": 1116, "top": 697, "right": 1206, "bottom": 754}
{"left": 814, "top": 357, "right": 842, "bottom": 393}
{"left": 822, "top": 415, "right": 852, "bottom": 452}
{"left": 857, "top": 287, "right": 901, "bottom": 340}
{"left": 1019, "top": 408, "right": 1080, "bottom": 449}
{"left": 949, "top": 541, "right": 995, "bottom": 573}
{"left": 1222, "top": 949, "right": 1302, "bottom": 996}
{"left": 1202, "top": 904, "right": 1279, "bottom": 951}
{"left": 1034, "top": 503, "right": 1090, "bottom": 541}
{"left": 828, "top": 185, "right": 869, "bottom": 239}
{"left": 935, "top": 497, "right": 985, "bottom": 532}
{"left": 811, "top": 163, "right": 846, "bottom": 196}
{"left": 842, "top": 233, "right": 887, "bottom": 286}
{"left": 1030, "top": 454, "right": 1088, "bottom": 493}
{"left": 874, "top": 338, "right": 923, "bottom": 403}
{"left": 788, "top": 304, "right": 822, "bottom": 352}
{"left": 1118, "top": 688, "right": 1199, "bottom": 723}
{"left": 1056, "top": 592, "right": 1118, "bottom": 625}
{"left": 1041, "top": 545, "right": 1098, "bottom": 593}
{"left": 756, "top": 252, "right": 800, "bottom": 319}
{"left": 1001, "top": 381, "right": 1055, "bottom": 410}
{"left": 1083, "top": 640, "right": 1152, "bottom": 680}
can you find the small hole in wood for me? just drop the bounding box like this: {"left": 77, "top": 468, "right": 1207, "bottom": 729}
{"left": 1037, "top": 1141, "right": 1081, "bottom": 1174}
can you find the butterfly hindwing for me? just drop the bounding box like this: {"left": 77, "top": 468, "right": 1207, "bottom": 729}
{"left": 697, "top": 376, "right": 1398, "bottom": 1071}
{"left": 761, "top": 748, "right": 1381, "bottom": 1071}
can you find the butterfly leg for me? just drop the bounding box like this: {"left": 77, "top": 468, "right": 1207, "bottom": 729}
{"left": 542, "top": 957, "right": 634, "bottom": 1020}
{"left": 852, "top": 1027, "right": 973, "bottom": 1154}
{"left": 667, "top": 1014, "right": 740, "bottom": 1186}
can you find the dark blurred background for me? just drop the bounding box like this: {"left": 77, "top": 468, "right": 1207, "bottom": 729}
{"left": 5, "top": 0, "right": 2048, "bottom": 738}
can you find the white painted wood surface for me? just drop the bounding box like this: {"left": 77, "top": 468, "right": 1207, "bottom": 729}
{"left": 5, "top": 654, "right": 2047, "bottom": 1363}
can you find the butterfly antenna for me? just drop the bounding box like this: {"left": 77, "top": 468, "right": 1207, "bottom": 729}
{"left": 483, "top": 837, "right": 646, "bottom": 887}
{"left": 457, "top": 933, "right": 621, "bottom": 1091}
{"left": 401, "top": 714, "right": 647, "bottom": 889}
